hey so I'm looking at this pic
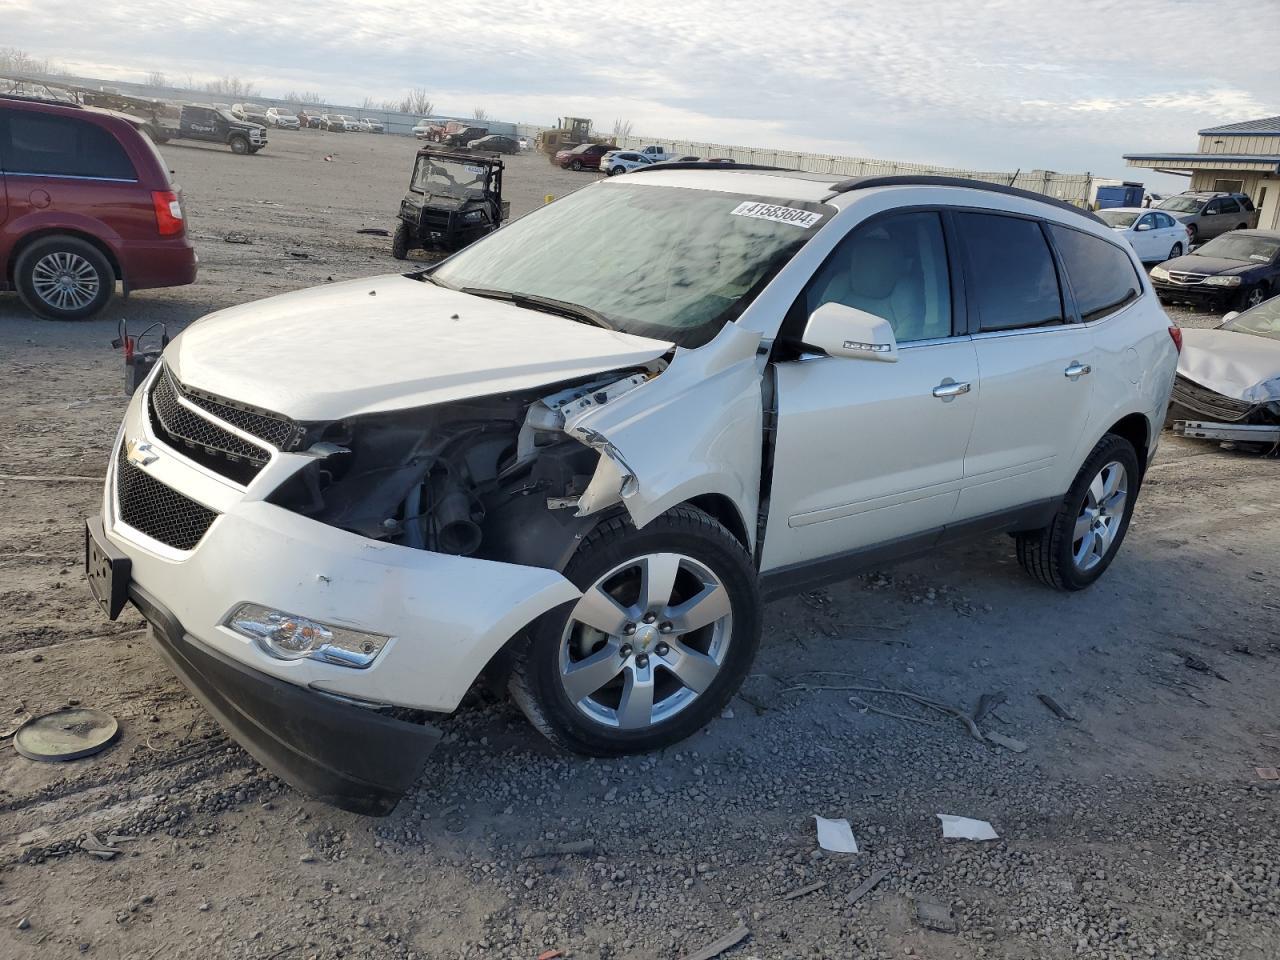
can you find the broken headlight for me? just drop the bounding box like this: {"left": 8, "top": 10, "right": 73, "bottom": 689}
{"left": 226, "top": 603, "right": 389, "bottom": 668}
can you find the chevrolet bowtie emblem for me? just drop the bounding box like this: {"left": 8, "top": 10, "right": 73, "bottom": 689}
{"left": 125, "top": 437, "right": 159, "bottom": 467}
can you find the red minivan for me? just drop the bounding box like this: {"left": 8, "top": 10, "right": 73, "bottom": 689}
{"left": 0, "top": 93, "right": 197, "bottom": 320}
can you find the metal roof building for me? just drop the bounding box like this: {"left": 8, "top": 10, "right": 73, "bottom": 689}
{"left": 1123, "top": 116, "right": 1280, "bottom": 230}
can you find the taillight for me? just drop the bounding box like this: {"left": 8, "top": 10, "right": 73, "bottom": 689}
{"left": 151, "top": 190, "right": 185, "bottom": 236}
{"left": 1168, "top": 325, "right": 1183, "bottom": 353}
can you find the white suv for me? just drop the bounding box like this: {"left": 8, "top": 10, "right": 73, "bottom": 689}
{"left": 86, "top": 170, "right": 1179, "bottom": 814}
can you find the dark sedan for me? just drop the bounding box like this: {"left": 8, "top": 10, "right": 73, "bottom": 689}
{"left": 1151, "top": 230, "right": 1280, "bottom": 311}
{"left": 466, "top": 134, "right": 519, "bottom": 154}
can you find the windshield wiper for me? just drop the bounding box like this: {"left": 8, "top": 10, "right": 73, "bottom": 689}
{"left": 461, "top": 287, "right": 614, "bottom": 331}
{"left": 412, "top": 270, "right": 456, "bottom": 289}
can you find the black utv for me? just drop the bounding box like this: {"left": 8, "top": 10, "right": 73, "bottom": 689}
{"left": 392, "top": 150, "right": 508, "bottom": 257}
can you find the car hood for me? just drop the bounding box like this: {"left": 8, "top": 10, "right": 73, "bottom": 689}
{"left": 165, "top": 275, "right": 672, "bottom": 420}
{"left": 1178, "top": 328, "right": 1280, "bottom": 403}
{"left": 1161, "top": 254, "right": 1255, "bottom": 275}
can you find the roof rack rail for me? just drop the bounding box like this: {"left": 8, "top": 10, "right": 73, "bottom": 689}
{"left": 828, "top": 175, "right": 1102, "bottom": 224}
{"left": 627, "top": 161, "right": 796, "bottom": 175}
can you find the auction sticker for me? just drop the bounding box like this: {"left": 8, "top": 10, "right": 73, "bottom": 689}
{"left": 464, "top": 166, "right": 488, "bottom": 174}
{"left": 730, "top": 201, "right": 822, "bottom": 228}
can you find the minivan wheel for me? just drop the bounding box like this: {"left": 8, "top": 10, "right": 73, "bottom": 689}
{"left": 1015, "top": 434, "right": 1140, "bottom": 591}
{"left": 510, "top": 506, "right": 761, "bottom": 756}
{"left": 229, "top": 135, "right": 249, "bottom": 155}
{"left": 14, "top": 237, "right": 114, "bottom": 321}
{"left": 1169, "top": 242, "right": 1183, "bottom": 258}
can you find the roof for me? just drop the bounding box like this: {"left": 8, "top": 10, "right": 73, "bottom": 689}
{"left": 1123, "top": 152, "right": 1280, "bottom": 172}
{"left": 1198, "top": 116, "right": 1280, "bottom": 137}
{"left": 611, "top": 166, "right": 842, "bottom": 202}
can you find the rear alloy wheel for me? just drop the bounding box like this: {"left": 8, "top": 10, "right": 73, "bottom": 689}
{"left": 510, "top": 506, "right": 760, "bottom": 755}
{"left": 611, "top": 166, "right": 626, "bottom": 176}
{"left": 15, "top": 236, "right": 114, "bottom": 321}
{"left": 1168, "top": 242, "right": 1183, "bottom": 258}
{"left": 1016, "top": 433, "right": 1140, "bottom": 590}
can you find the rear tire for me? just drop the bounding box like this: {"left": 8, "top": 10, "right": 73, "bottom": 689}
{"left": 1186, "top": 223, "right": 1198, "bottom": 244}
{"left": 391, "top": 221, "right": 412, "bottom": 261}
{"left": 229, "top": 135, "right": 249, "bottom": 155}
{"left": 610, "top": 166, "right": 626, "bottom": 176}
{"left": 509, "top": 506, "right": 761, "bottom": 756}
{"left": 1016, "top": 434, "right": 1141, "bottom": 591}
{"left": 14, "top": 236, "right": 114, "bottom": 321}
{"left": 1168, "top": 242, "right": 1183, "bottom": 258}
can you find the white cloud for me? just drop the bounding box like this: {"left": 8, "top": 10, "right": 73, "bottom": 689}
{"left": 6, "top": 0, "right": 1278, "bottom": 179}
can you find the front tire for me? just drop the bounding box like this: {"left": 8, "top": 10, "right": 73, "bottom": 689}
{"left": 1016, "top": 434, "right": 1140, "bottom": 591}
{"left": 1238, "top": 284, "right": 1267, "bottom": 311}
{"left": 571, "top": 159, "right": 583, "bottom": 171}
{"left": 14, "top": 236, "right": 114, "bottom": 321}
{"left": 229, "top": 135, "right": 249, "bottom": 155}
{"left": 510, "top": 506, "right": 761, "bottom": 756}
{"left": 391, "top": 221, "right": 412, "bottom": 260}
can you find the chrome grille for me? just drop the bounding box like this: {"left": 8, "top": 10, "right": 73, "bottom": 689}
{"left": 163, "top": 368, "right": 301, "bottom": 451}
{"left": 115, "top": 445, "right": 218, "bottom": 551}
{"left": 1167, "top": 271, "right": 1207, "bottom": 286}
{"left": 1171, "top": 374, "right": 1255, "bottom": 422}
{"left": 150, "top": 367, "right": 270, "bottom": 474}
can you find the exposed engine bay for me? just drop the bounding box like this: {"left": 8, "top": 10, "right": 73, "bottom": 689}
{"left": 268, "top": 364, "right": 665, "bottom": 569}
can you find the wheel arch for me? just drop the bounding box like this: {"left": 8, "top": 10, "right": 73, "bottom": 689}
{"left": 7, "top": 227, "right": 124, "bottom": 286}
{"left": 1105, "top": 412, "right": 1151, "bottom": 477}
{"left": 682, "top": 493, "right": 752, "bottom": 554}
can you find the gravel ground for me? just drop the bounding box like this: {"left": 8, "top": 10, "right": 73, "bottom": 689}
{"left": 1, "top": 130, "right": 1278, "bottom": 960}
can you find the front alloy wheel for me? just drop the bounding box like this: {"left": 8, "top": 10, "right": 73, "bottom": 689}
{"left": 510, "top": 506, "right": 760, "bottom": 755}
{"left": 1241, "top": 285, "right": 1266, "bottom": 310}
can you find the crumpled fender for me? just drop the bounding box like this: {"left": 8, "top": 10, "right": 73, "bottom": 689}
{"left": 566, "top": 323, "right": 764, "bottom": 549}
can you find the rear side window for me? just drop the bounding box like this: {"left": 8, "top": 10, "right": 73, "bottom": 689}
{"left": 1, "top": 112, "right": 136, "bottom": 180}
{"left": 954, "top": 212, "right": 1063, "bottom": 331}
{"left": 1049, "top": 225, "right": 1141, "bottom": 323}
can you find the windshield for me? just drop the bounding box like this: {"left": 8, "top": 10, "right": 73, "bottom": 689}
{"left": 1098, "top": 211, "right": 1140, "bottom": 228}
{"left": 431, "top": 182, "right": 832, "bottom": 347}
{"left": 1156, "top": 196, "right": 1202, "bottom": 214}
{"left": 411, "top": 156, "right": 490, "bottom": 199}
{"left": 1195, "top": 234, "right": 1280, "bottom": 263}
{"left": 1221, "top": 297, "right": 1280, "bottom": 341}
{"left": 218, "top": 109, "right": 238, "bottom": 122}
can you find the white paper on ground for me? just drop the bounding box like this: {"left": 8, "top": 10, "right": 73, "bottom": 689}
{"left": 936, "top": 814, "right": 999, "bottom": 841}
{"left": 814, "top": 816, "right": 859, "bottom": 853}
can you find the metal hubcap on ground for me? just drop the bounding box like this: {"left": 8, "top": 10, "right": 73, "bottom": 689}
{"left": 32, "top": 252, "right": 99, "bottom": 310}
{"left": 559, "top": 553, "right": 732, "bottom": 730}
{"left": 1073, "top": 461, "right": 1128, "bottom": 572}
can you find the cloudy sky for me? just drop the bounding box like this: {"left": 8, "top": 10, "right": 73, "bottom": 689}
{"left": 7, "top": 0, "right": 1278, "bottom": 187}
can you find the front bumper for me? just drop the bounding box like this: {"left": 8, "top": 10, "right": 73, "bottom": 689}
{"left": 1152, "top": 280, "right": 1235, "bottom": 306}
{"left": 130, "top": 570, "right": 439, "bottom": 815}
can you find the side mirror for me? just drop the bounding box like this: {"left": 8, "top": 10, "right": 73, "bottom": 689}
{"left": 802, "top": 302, "right": 899, "bottom": 362}
{"left": 1135, "top": 222, "right": 1151, "bottom": 231}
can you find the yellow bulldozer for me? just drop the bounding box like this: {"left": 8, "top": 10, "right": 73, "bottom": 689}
{"left": 536, "top": 117, "right": 608, "bottom": 163}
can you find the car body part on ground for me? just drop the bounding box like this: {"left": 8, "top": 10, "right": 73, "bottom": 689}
{"left": 392, "top": 150, "right": 507, "bottom": 257}
{"left": 13, "top": 707, "right": 120, "bottom": 761}
{"left": 1151, "top": 230, "right": 1280, "bottom": 310}
{"left": 936, "top": 814, "right": 999, "bottom": 840}
{"left": 1097, "top": 207, "right": 1190, "bottom": 263}
{"left": 88, "top": 169, "right": 1178, "bottom": 813}
{"left": 0, "top": 93, "right": 198, "bottom": 320}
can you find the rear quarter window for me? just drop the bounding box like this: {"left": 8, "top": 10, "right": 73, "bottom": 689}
{"left": 1, "top": 112, "right": 137, "bottom": 180}
{"left": 1048, "top": 225, "right": 1141, "bottom": 323}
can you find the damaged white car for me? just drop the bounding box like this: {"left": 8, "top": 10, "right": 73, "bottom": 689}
{"left": 87, "top": 169, "right": 1179, "bottom": 813}
{"left": 1170, "top": 296, "right": 1280, "bottom": 431}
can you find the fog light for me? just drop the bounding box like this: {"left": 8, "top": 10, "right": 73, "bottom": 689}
{"left": 225, "top": 603, "right": 389, "bottom": 668}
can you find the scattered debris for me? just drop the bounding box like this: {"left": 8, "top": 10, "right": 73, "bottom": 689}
{"left": 2, "top": 713, "right": 31, "bottom": 739}
{"left": 720, "top": 706, "right": 735, "bottom": 719}
{"left": 815, "top": 815, "right": 859, "bottom": 853}
{"left": 782, "top": 880, "right": 827, "bottom": 901}
{"left": 986, "top": 731, "right": 1028, "bottom": 753}
{"left": 357, "top": 228, "right": 390, "bottom": 236}
{"left": 1232, "top": 643, "right": 1252, "bottom": 656}
{"left": 13, "top": 707, "right": 120, "bottom": 762}
{"left": 521, "top": 839, "right": 595, "bottom": 859}
{"left": 936, "top": 814, "right": 999, "bottom": 841}
{"left": 79, "top": 832, "right": 122, "bottom": 860}
{"left": 286, "top": 249, "right": 310, "bottom": 259}
{"left": 915, "top": 895, "right": 958, "bottom": 933}
{"left": 536, "top": 951, "right": 563, "bottom": 960}
{"left": 972, "top": 690, "right": 1008, "bottom": 724}
{"left": 846, "top": 868, "right": 890, "bottom": 907}
{"left": 1036, "top": 693, "right": 1078, "bottom": 721}
{"left": 223, "top": 233, "right": 251, "bottom": 244}
{"left": 1184, "top": 655, "right": 1229, "bottom": 682}
{"left": 17, "top": 917, "right": 30, "bottom": 930}
{"left": 1257, "top": 767, "right": 1280, "bottom": 781}
{"left": 678, "top": 923, "right": 750, "bottom": 960}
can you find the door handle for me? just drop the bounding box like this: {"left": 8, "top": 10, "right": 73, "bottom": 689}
{"left": 932, "top": 379, "right": 971, "bottom": 400}
{"left": 1064, "top": 362, "right": 1092, "bottom": 380}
